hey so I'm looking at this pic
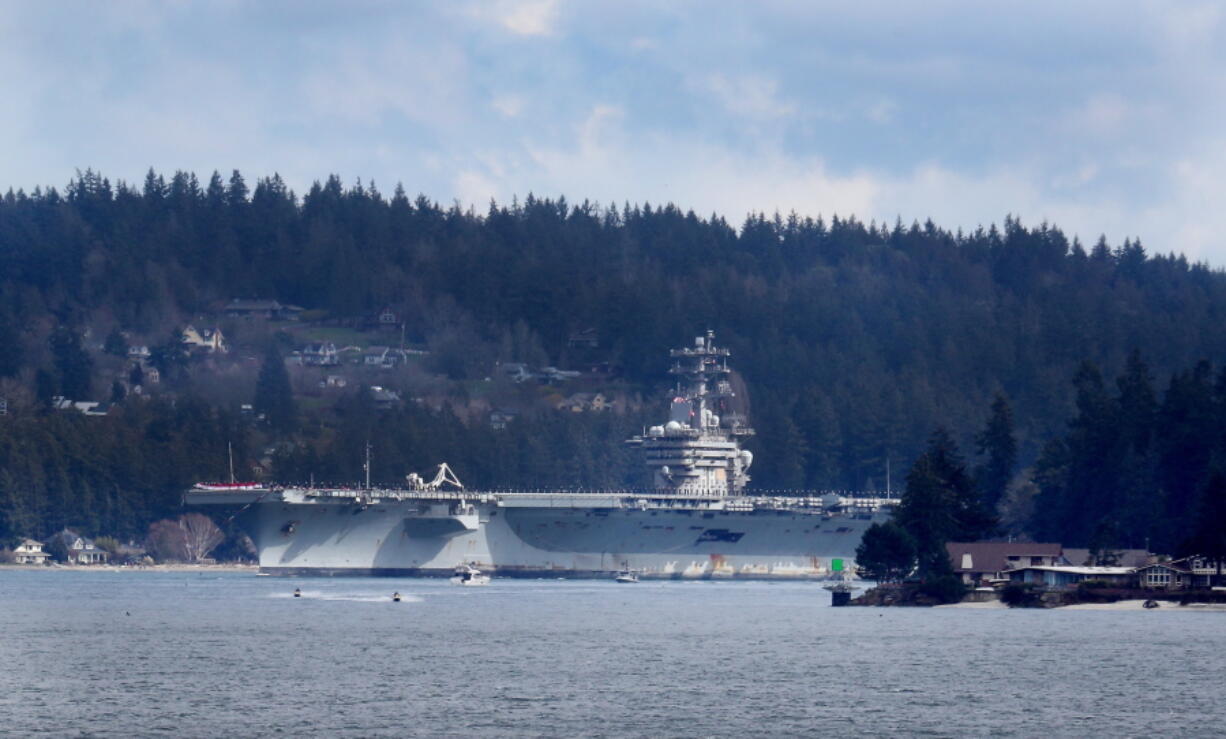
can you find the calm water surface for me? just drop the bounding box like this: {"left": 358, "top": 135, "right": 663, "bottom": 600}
{"left": 1, "top": 570, "right": 1222, "bottom": 737}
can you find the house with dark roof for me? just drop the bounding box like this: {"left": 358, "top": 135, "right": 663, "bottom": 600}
{"left": 46, "top": 529, "right": 109, "bottom": 565}
{"left": 1134, "top": 561, "right": 1194, "bottom": 590}
{"left": 222, "top": 299, "right": 304, "bottom": 321}
{"left": 946, "top": 541, "right": 1064, "bottom": 585}
{"left": 1135, "top": 556, "right": 1226, "bottom": 589}
{"left": 369, "top": 386, "right": 401, "bottom": 410}
{"left": 567, "top": 327, "right": 599, "bottom": 349}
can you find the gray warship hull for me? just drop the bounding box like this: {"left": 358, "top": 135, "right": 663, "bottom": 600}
{"left": 188, "top": 488, "right": 891, "bottom": 579}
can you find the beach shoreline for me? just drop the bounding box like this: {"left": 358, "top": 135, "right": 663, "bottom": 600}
{"left": 1, "top": 563, "right": 258, "bottom": 573}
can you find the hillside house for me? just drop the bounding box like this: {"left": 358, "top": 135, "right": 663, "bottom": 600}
{"left": 223, "top": 299, "right": 303, "bottom": 321}
{"left": 302, "top": 342, "right": 339, "bottom": 366}
{"left": 13, "top": 538, "right": 51, "bottom": 565}
{"left": 320, "top": 375, "right": 348, "bottom": 389}
{"left": 181, "top": 325, "right": 227, "bottom": 354}
{"left": 556, "top": 393, "right": 609, "bottom": 413}
{"left": 946, "top": 542, "right": 1064, "bottom": 585}
{"left": 369, "top": 386, "right": 401, "bottom": 410}
{"left": 567, "top": 328, "right": 599, "bottom": 349}
{"left": 375, "top": 306, "right": 402, "bottom": 329}
{"left": 364, "top": 346, "right": 407, "bottom": 368}
{"left": 490, "top": 409, "right": 519, "bottom": 430}
{"left": 500, "top": 363, "right": 534, "bottom": 383}
{"left": 52, "top": 398, "right": 110, "bottom": 416}
{"left": 127, "top": 345, "right": 150, "bottom": 361}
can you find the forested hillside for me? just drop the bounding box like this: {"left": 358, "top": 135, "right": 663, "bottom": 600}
{"left": 2, "top": 168, "right": 1226, "bottom": 548}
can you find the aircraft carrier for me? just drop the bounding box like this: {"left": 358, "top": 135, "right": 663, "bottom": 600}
{"left": 187, "top": 332, "right": 897, "bottom": 579}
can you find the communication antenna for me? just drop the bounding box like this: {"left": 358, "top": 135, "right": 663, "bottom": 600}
{"left": 228, "top": 442, "right": 236, "bottom": 484}
{"left": 364, "top": 441, "right": 372, "bottom": 490}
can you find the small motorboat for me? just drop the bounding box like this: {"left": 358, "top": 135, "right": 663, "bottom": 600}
{"left": 450, "top": 564, "right": 491, "bottom": 586}
{"left": 615, "top": 569, "right": 639, "bottom": 583}
{"left": 293, "top": 588, "right": 301, "bottom": 598}
{"left": 392, "top": 592, "right": 402, "bottom": 602}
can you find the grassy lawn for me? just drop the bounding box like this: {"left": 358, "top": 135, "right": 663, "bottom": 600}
{"left": 285, "top": 325, "right": 373, "bottom": 348}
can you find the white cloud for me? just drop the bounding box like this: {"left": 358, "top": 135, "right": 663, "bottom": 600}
{"left": 492, "top": 95, "right": 525, "bottom": 118}
{"left": 469, "top": 0, "right": 560, "bottom": 37}
{"left": 705, "top": 74, "right": 795, "bottom": 120}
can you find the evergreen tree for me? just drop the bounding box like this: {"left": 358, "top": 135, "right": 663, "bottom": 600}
{"left": 254, "top": 343, "right": 296, "bottom": 433}
{"left": 855, "top": 521, "right": 917, "bottom": 583}
{"left": 896, "top": 429, "right": 995, "bottom": 577}
{"left": 103, "top": 328, "right": 127, "bottom": 357}
{"left": 0, "top": 316, "right": 22, "bottom": 377}
{"left": 1186, "top": 471, "right": 1226, "bottom": 564}
{"left": 49, "top": 327, "right": 93, "bottom": 399}
{"left": 974, "top": 393, "right": 1017, "bottom": 512}
{"left": 34, "top": 368, "right": 57, "bottom": 408}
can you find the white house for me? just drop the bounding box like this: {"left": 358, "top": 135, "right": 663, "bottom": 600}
{"left": 302, "top": 342, "right": 339, "bottom": 366}
{"left": 363, "top": 346, "right": 407, "bottom": 368}
{"left": 13, "top": 538, "right": 51, "bottom": 565}
{"left": 181, "top": 325, "right": 227, "bottom": 354}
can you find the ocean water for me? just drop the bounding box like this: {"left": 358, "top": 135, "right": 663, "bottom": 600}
{"left": 1, "top": 571, "right": 1223, "bottom": 737}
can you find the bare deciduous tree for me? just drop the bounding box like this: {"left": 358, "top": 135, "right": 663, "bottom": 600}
{"left": 146, "top": 519, "right": 188, "bottom": 562}
{"left": 178, "top": 513, "right": 224, "bottom": 563}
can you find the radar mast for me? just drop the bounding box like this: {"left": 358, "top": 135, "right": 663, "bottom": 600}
{"left": 628, "top": 331, "right": 754, "bottom": 497}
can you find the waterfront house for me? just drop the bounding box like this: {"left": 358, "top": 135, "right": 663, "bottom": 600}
{"left": 1181, "top": 556, "right": 1226, "bottom": 587}
{"left": 1007, "top": 565, "right": 1135, "bottom": 588}
{"left": 13, "top": 538, "right": 51, "bottom": 565}
{"left": 1134, "top": 561, "right": 1194, "bottom": 590}
{"left": 47, "top": 529, "right": 109, "bottom": 565}
{"left": 946, "top": 542, "right": 1065, "bottom": 585}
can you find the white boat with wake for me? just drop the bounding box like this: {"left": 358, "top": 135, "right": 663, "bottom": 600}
{"left": 451, "top": 564, "right": 491, "bottom": 586}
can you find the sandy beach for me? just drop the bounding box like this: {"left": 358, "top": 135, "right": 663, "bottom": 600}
{"left": 1, "top": 563, "right": 258, "bottom": 573}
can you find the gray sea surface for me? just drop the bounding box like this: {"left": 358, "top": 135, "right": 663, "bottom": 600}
{"left": 1, "top": 570, "right": 1222, "bottom": 737}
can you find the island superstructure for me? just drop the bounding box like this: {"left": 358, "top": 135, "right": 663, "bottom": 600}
{"left": 187, "top": 332, "right": 897, "bottom": 578}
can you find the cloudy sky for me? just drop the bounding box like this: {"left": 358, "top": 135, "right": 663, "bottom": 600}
{"left": 4, "top": 1, "right": 1226, "bottom": 261}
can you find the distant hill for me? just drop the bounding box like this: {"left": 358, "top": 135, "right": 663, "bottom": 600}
{"left": 2, "top": 169, "right": 1226, "bottom": 545}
